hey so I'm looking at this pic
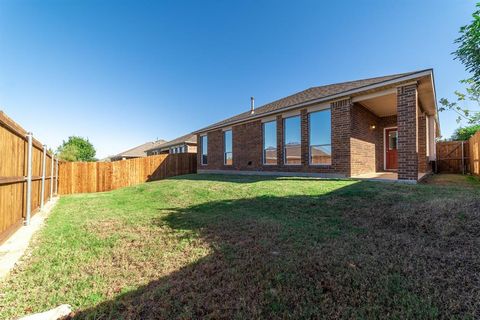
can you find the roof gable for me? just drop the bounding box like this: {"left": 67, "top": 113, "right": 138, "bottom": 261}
{"left": 112, "top": 140, "right": 166, "bottom": 159}
{"left": 145, "top": 133, "right": 197, "bottom": 152}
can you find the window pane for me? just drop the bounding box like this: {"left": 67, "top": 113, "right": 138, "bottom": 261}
{"left": 201, "top": 136, "right": 208, "bottom": 164}
{"left": 310, "top": 145, "right": 332, "bottom": 165}
{"left": 284, "top": 116, "right": 301, "bottom": 165}
{"left": 201, "top": 136, "right": 208, "bottom": 155}
{"left": 309, "top": 109, "right": 331, "bottom": 146}
{"left": 224, "top": 130, "right": 232, "bottom": 153}
{"left": 263, "top": 121, "right": 277, "bottom": 164}
{"left": 225, "top": 152, "right": 233, "bottom": 165}
{"left": 224, "top": 130, "right": 232, "bottom": 165}
{"left": 389, "top": 131, "right": 397, "bottom": 150}
{"left": 285, "top": 145, "right": 301, "bottom": 164}
{"left": 284, "top": 116, "right": 301, "bottom": 145}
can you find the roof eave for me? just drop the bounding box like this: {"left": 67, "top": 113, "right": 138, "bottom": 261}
{"left": 193, "top": 69, "right": 434, "bottom": 134}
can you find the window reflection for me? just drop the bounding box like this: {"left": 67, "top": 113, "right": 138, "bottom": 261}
{"left": 284, "top": 116, "right": 301, "bottom": 165}
{"left": 201, "top": 135, "right": 208, "bottom": 165}
{"left": 309, "top": 109, "right": 331, "bottom": 165}
{"left": 263, "top": 121, "right": 277, "bottom": 165}
{"left": 224, "top": 130, "right": 232, "bottom": 165}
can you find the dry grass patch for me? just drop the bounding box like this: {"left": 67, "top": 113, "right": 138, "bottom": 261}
{"left": 0, "top": 174, "right": 479, "bottom": 319}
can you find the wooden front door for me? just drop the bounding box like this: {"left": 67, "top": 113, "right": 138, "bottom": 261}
{"left": 385, "top": 128, "right": 398, "bottom": 170}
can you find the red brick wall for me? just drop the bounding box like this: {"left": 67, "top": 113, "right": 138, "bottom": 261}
{"left": 397, "top": 84, "right": 418, "bottom": 180}
{"left": 276, "top": 115, "right": 283, "bottom": 167}
{"left": 196, "top": 97, "right": 419, "bottom": 179}
{"left": 301, "top": 109, "right": 309, "bottom": 166}
{"left": 417, "top": 113, "right": 430, "bottom": 173}
{"left": 197, "top": 109, "right": 340, "bottom": 175}
{"left": 331, "top": 99, "right": 352, "bottom": 176}
{"left": 350, "top": 103, "right": 378, "bottom": 176}
{"left": 232, "top": 121, "right": 263, "bottom": 170}
{"left": 348, "top": 104, "right": 399, "bottom": 176}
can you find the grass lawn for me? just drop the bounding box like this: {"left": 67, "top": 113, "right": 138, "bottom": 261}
{"left": 1, "top": 174, "right": 479, "bottom": 319}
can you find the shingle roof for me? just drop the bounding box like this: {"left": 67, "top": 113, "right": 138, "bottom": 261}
{"left": 111, "top": 140, "right": 166, "bottom": 159}
{"left": 145, "top": 133, "right": 197, "bottom": 152}
{"left": 195, "top": 70, "right": 429, "bottom": 133}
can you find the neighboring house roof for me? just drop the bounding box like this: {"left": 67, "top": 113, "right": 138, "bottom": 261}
{"left": 110, "top": 140, "right": 166, "bottom": 160}
{"left": 194, "top": 70, "right": 434, "bottom": 133}
{"left": 145, "top": 133, "right": 197, "bottom": 152}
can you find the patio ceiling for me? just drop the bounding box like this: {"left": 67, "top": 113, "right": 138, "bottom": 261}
{"left": 352, "top": 73, "right": 437, "bottom": 119}
{"left": 358, "top": 92, "right": 397, "bottom": 117}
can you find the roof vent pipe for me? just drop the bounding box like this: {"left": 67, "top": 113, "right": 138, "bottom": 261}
{"left": 250, "top": 97, "right": 255, "bottom": 114}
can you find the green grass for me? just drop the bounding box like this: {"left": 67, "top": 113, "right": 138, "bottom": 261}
{"left": 0, "top": 174, "right": 479, "bottom": 319}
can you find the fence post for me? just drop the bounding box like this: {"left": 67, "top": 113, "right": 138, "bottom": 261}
{"left": 25, "top": 132, "right": 33, "bottom": 226}
{"left": 55, "top": 157, "right": 59, "bottom": 195}
{"left": 462, "top": 141, "right": 465, "bottom": 175}
{"left": 40, "top": 144, "right": 47, "bottom": 209}
{"left": 50, "top": 155, "right": 54, "bottom": 200}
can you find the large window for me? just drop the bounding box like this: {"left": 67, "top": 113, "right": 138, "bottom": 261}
{"left": 309, "top": 109, "right": 331, "bottom": 165}
{"left": 224, "top": 130, "right": 233, "bottom": 165}
{"left": 284, "top": 116, "right": 301, "bottom": 165}
{"left": 201, "top": 135, "right": 208, "bottom": 165}
{"left": 263, "top": 121, "right": 277, "bottom": 165}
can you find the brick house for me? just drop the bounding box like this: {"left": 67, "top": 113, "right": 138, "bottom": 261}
{"left": 193, "top": 70, "right": 439, "bottom": 182}
{"left": 145, "top": 133, "right": 197, "bottom": 156}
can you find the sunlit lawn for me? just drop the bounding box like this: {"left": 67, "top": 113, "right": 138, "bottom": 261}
{"left": 0, "top": 174, "right": 479, "bottom": 319}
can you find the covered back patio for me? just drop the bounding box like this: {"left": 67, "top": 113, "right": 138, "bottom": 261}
{"left": 346, "top": 72, "right": 438, "bottom": 182}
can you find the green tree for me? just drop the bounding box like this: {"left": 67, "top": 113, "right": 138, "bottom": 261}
{"left": 451, "top": 124, "right": 480, "bottom": 140}
{"left": 440, "top": 3, "right": 480, "bottom": 125}
{"left": 57, "top": 136, "right": 96, "bottom": 162}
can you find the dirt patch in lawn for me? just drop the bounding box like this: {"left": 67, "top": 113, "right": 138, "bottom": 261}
{"left": 72, "top": 182, "right": 480, "bottom": 319}
{"left": 3, "top": 176, "right": 480, "bottom": 319}
{"left": 422, "top": 173, "right": 480, "bottom": 187}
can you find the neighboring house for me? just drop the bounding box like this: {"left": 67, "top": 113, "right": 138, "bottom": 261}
{"left": 108, "top": 140, "right": 166, "bottom": 161}
{"left": 193, "top": 69, "right": 439, "bottom": 182}
{"left": 145, "top": 133, "right": 197, "bottom": 156}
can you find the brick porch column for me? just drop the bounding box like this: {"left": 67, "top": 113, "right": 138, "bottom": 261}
{"left": 276, "top": 115, "right": 283, "bottom": 166}
{"left": 397, "top": 84, "right": 418, "bottom": 181}
{"left": 417, "top": 113, "right": 427, "bottom": 173}
{"left": 301, "top": 109, "right": 309, "bottom": 167}
{"left": 331, "top": 98, "right": 352, "bottom": 177}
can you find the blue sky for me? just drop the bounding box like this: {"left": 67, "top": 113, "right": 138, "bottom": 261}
{"left": 0, "top": 0, "right": 476, "bottom": 158}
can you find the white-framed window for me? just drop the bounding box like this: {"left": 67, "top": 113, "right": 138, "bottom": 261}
{"left": 224, "top": 130, "right": 233, "bottom": 165}
{"left": 309, "top": 109, "right": 332, "bottom": 165}
{"left": 201, "top": 135, "right": 208, "bottom": 165}
{"left": 284, "top": 115, "right": 301, "bottom": 165}
{"left": 263, "top": 120, "right": 277, "bottom": 165}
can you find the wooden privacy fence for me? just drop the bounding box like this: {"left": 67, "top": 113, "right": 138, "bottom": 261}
{"left": 470, "top": 130, "right": 480, "bottom": 176}
{"left": 436, "top": 141, "right": 470, "bottom": 174}
{"left": 58, "top": 153, "right": 197, "bottom": 194}
{"left": 0, "top": 111, "right": 59, "bottom": 244}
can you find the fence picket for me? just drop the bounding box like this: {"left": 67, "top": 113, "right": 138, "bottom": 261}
{"left": 58, "top": 153, "right": 197, "bottom": 195}
{"left": 0, "top": 112, "right": 56, "bottom": 243}
{"left": 469, "top": 131, "right": 480, "bottom": 176}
